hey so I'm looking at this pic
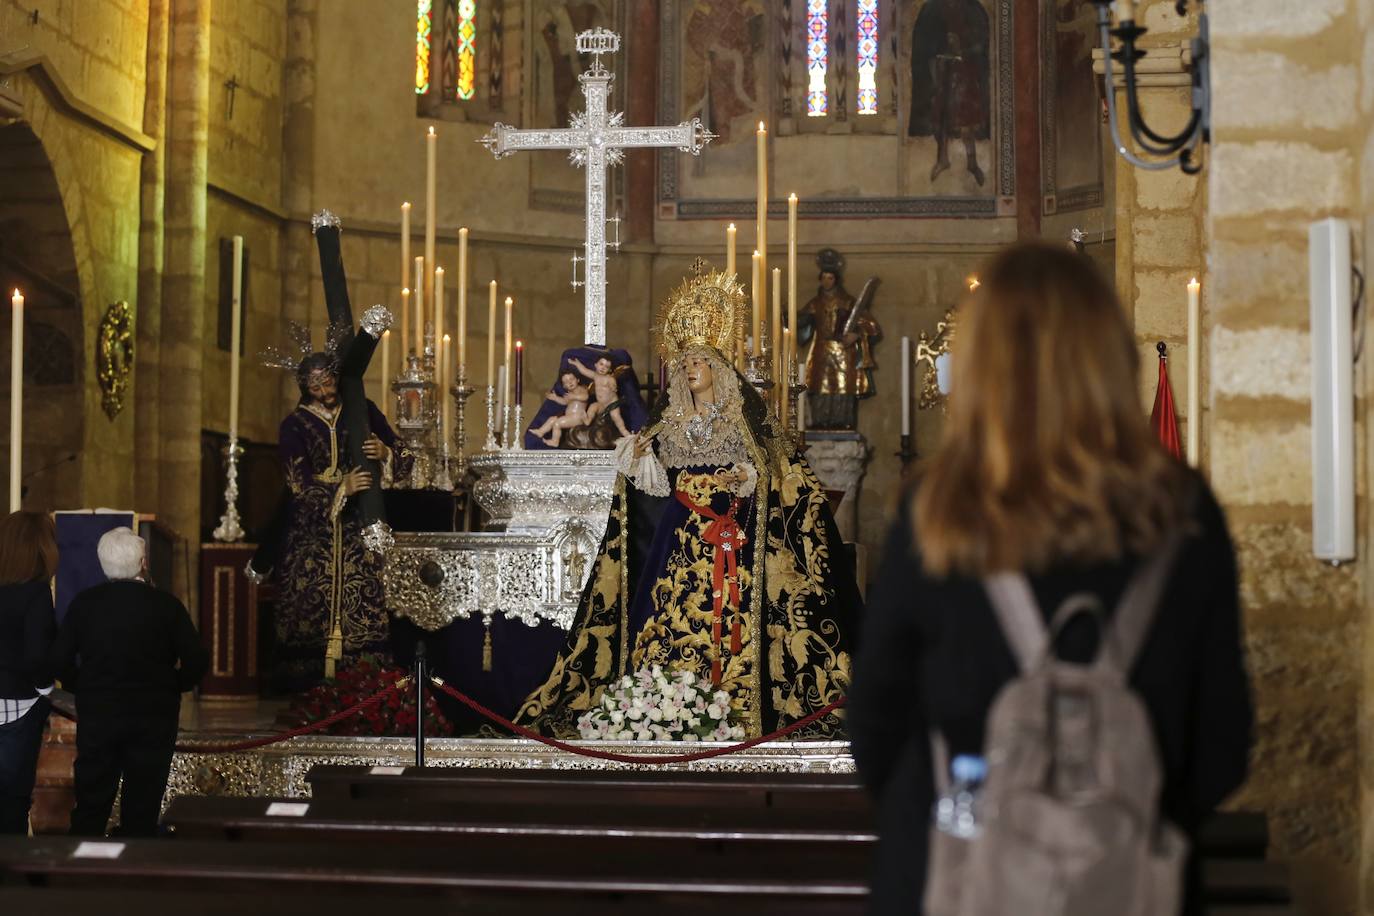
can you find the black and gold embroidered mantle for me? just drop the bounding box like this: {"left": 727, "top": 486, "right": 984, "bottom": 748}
{"left": 517, "top": 354, "right": 858, "bottom": 738}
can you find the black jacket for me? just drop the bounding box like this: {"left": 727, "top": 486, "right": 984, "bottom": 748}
{"left": 50, "top": 580, "right": 209, "bottom": 716}
{"left": 847, "top": 474, "right": 1253, "bottom": 915}
{"left": 0, "top": 580, "right": 56, "bottom": 699}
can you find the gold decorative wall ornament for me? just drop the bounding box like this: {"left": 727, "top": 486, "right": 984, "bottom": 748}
{"left": 915, "top": 309, "right": 955, "bottom": 411}
{"left": 97, "top": 300, "right": 134, "bottom": 420}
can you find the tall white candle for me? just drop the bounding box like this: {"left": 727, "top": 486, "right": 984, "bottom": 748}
{"left": 380, "top": 329, "right": 391, "bottom": 420}
{"left": 400, "top": 202, "right": 411, "bottom": 359}
{"left": 457, "top": 227, "right": 469, "bottom": 370}
{"left": 228, "top": 235, "right": 243, "bottom": 442}
{"left": 9, "top": 289, "right": 21, "bottom": 512}
{"left": 726, "top": 223, "right": 737, "bottom": 277}
{"left": 756, "top": 122, "right": 768, "bottom": 329}
{"left": 751, "top": 251, "right": 762, "bottom": 356}
{"left": 787, "top": 194, "right": 798, "bottom": 385}
{"left": 504, "top": 296, "right": 514, "bottom": 416}
{"left": 487, "top": 281, "right": 498, "bottom": 389}
{"left": 425, "top": 127, "right": 437, "bottom": 321}
{"left": 434, "top": 265, "right": 445, "bottom": 375}
{"left": 900, "top": 336, "right": 911, "bottom": 437}
{"left": 772, "top": 267, "right": 783, "bottom": 411}
{"left": 414, "top": 256, "right": 425, "bottom": 354}
{"left": 781, "top": 326, "right": 792, "bottom": 428}
{"left": 1187, "top": 278, "right": 1201, "bottom": 465}
{"left": 400, "top": 202, "right": 411, "bottom": 289}
{"left": 441, "top": 333, "right": 452, "bottom": 447}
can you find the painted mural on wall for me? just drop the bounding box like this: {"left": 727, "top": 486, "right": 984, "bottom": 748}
{"left": 1041, "top": 0, "right": 1104, "bottom": 212}
{"left": 681, "top": 0, "right": 766, "bottom": 147}
{"left": 657, "top": 0, "right": 1014, "bottom": 218}
{"left": 907, "top": 0, "right": 992, "bottom": 188}
{"left": 525, "top": 0, "right": 623, "bottom": 210}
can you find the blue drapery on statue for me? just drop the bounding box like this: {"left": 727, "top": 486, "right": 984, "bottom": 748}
{"left": 522, "top": 346, "right": 649, "bottom": 450}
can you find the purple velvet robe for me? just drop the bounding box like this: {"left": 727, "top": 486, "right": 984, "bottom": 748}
{"left": 274, "top": 399, "right": 409, "bottom": 690}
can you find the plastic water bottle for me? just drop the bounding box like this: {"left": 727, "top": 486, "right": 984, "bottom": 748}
{"left": 934, "top": 754, "right": 987, "bottom": 839}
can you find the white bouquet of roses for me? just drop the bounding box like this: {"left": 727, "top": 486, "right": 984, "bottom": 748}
{"left": 576, "top": 665, "right": 745, "bottom": 742}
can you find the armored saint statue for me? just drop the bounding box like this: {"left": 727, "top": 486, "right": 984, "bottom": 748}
{"left": 798, "top": 248, "right": 882, "bottom": 431}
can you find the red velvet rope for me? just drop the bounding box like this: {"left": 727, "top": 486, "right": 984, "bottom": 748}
{"left": 429, "top": 676, "right": 847, "bottom": 765}
{"left": 48, "top": 676, "right": 846, "bottom": 762}
{"left": 49, "top": 679, "right": 411, "bottom": 755}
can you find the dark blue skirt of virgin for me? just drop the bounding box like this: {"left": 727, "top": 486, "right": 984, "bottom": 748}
{"left": 624, "top": 465, "right": 757, "bottom": 663}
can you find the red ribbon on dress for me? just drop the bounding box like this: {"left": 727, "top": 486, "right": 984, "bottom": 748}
{"left": 675, "top": 488, "right": 746, "bottom": 686}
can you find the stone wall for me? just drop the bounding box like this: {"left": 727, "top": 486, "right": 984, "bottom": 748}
{"left": 0, "top": 1, "right": 150, "bottom": 510}
{"left": 201, "top": 0, "right": 288, "bottom": 449}
{"left": 1206, "top": 1, "right": 1363, "bottom": 912}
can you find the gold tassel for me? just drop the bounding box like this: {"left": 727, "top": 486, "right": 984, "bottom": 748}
{"left": 325, "top": 620, "right": 343, "bottom": 680}
{"left": 482, "top": 624, "right": 493, "bottom": 672}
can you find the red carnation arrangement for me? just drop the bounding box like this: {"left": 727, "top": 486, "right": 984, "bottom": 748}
{"left": 284, "top": 655, "right": 456, "bottom": 737}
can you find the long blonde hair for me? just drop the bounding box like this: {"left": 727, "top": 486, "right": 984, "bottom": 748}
{"left": 914, "top": 243, "right": 1186, "bottom": 576}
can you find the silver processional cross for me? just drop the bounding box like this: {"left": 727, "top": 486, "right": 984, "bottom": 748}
{"left": 480, "top": 28, "right": 713, "bottom": 346}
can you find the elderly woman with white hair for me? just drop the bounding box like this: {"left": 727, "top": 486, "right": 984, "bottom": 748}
{"left": 49, "top": 526, "right": 207, "bottom": 836}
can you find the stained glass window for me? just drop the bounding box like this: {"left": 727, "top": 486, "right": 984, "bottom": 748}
{"left": 416, "top": 0, "right": 432, "bottom": 95}
{"left": 457, "top": 0, "right": 477, "bottom": 99}
{"left": 856, "top": 0, "right": 879, "bottom": 114}
{"left": 806, "top": 0, "right": 828, "bottom": 116}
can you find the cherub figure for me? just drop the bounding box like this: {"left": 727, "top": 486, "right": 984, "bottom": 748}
{"left": 571, "top": 355, "right": 632, "bottom": 438}
{"left": 532, "top": 369, "right": 591, "bottom": 447}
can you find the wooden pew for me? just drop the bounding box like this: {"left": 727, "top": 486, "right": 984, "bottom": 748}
{"left": 0, "top": 836, "right": 869, "bottom": 913}
{"left": 0, "top": 887, "right": 867, "bottom": 916}
{"left": 163, "top": 794, "right": 876, "bottom": 870}
{"left": 306, "top": 763, "right": 870, "bottom": 811}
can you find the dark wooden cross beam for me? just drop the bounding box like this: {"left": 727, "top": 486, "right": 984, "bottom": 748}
{"left": 224, "top": 75, "right": 239, "bottom": 120}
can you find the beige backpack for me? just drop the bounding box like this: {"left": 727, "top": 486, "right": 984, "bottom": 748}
{"left": 924, "top": 543, "right": 1187, "bottom": 916}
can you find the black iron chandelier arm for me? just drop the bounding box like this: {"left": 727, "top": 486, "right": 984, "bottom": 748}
{"left": 1122, "top": 61, "right": 1203, "bottom": 152}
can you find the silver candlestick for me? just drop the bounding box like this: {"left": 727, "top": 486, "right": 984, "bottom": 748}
{"left": 745, "top": 325, "right": 775, "bottom": 398}
{"left": 452, "top": 367, "right": 476, "bottom": 476}
{"left": 512, "top": 404, "right": 524, "bottom": 451}
{"left": 212, "top": 437, "right": 245, "bottom": 542}
{"left": 484, "top": 384, "right": 497, "bottom": 451}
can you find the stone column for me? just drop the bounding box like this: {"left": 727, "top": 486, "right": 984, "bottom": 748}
{"left": 1208, "top": 0, "right": 1364, "bottom": 908}
{"left": 135, "top": 0, "right": 169, "bottom": 513}
{"left": 159, "top": 0, "right": 211, "bottom": 606}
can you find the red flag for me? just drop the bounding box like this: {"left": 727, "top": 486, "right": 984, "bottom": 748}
{"left": 1150, "top": 343, "right": 1182, "bottom": 459}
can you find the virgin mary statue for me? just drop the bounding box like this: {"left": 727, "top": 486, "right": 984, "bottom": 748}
{"left": 518, "top": 262, "right": 859, "bottom": 739}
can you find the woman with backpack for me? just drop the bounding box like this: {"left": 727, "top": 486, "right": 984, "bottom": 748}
{"left": 849, "top": 243, "right": 1252, "bottom": 915}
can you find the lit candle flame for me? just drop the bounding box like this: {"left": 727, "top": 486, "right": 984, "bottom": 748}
{"left": 968, "top": 277, "right": 980, "bottom": 291}
{"left": 758, "top": 121, "right": 766, "bottom": 132}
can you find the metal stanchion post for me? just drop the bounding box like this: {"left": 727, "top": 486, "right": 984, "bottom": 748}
{"left": 414, "top": 641, "right": 426, "bottom": 768}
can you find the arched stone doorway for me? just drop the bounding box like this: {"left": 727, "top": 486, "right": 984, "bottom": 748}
{"left": 0, "top": 123, "right": 85, "bottom": 511}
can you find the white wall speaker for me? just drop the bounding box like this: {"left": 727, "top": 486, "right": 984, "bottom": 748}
{"left": 1310, "top": 217, "right": 1355, "bottom": 564}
